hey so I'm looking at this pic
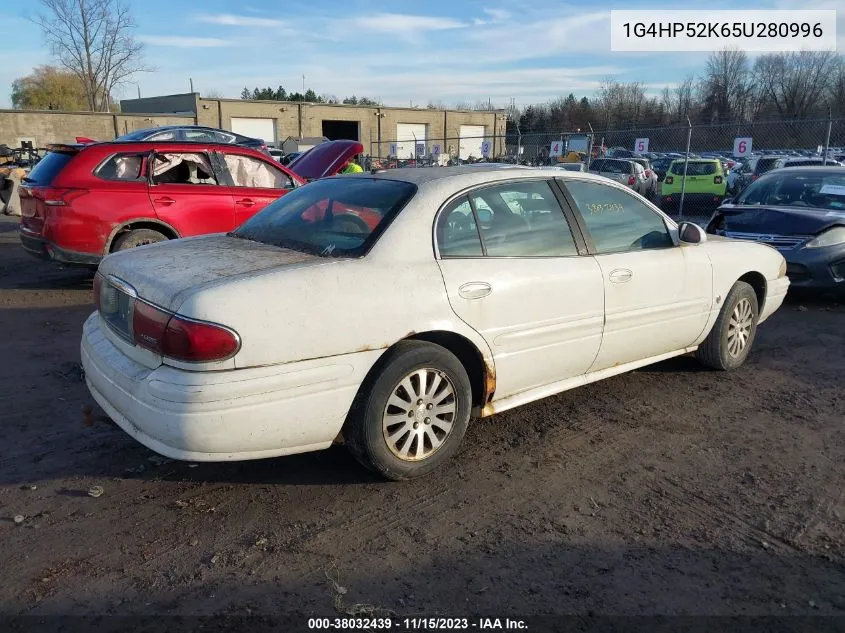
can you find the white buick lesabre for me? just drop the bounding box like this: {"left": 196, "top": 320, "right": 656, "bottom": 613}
{"left": 81, "top": 166, "right": 789, "bottom": 479}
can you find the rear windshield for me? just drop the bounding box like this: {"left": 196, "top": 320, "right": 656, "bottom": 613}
{"left": 755, "top": 157, "right": 782, "bottom": 173}
{"left": 591, "top": 159, "right": 631, "bottom": 174}
{"left": 232, "top": 177, "right": 416, "bottom": 257}
{"left": 670, "top": 161, "right": 717, "bottom": 176}
{"left": 23, "top": 151, "right": 74, "bottom": 185}
{"left": 736, "top": 172, "right": 845, "bottom": 210}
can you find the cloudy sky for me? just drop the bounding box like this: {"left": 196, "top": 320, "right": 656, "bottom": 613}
{"left": 1, "top": 0, "right": 842, "bottom": 109}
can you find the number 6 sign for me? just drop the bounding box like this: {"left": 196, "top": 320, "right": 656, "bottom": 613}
{"left": 733, "top": 137, "right": 752, "bottom": 158}
{"left": 634, "top": 138, "right": 649, "bottom": 154}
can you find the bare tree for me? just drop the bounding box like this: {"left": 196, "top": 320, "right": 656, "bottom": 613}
{"left": 699, "top": 48, "right": 751, "bottom": 122}
{"left": 33, "top": 0, "right": 146, "bottom": 112}
{"left": 753, "top": 51, "right": 840, "bottom": 119}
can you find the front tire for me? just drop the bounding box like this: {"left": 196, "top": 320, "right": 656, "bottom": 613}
{"left": 343, "top": 341, "right": 472, "bottom": 480}
{"left": 696, "top": 281, "right": 759, "bottom": 370}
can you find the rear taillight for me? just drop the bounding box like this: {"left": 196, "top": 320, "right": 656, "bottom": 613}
{"left": 665, "top": 176, "right": 674, "bottom": 184}
{"left": 95, "top": 277, "right": 239, "bottom": 362}
{"left": 627, "top": 175, "right": 636, "bottom": 186}
{"left": 751, "top": 174, "right": 759, "bottom": 181}
{"left": 714, "top": 176, "right": 723, "bottom": 184}
{"left": 34, "top": 187, "right": 89, "bottom": 206}
{"left": 132, "top": 301, "right": 239, "bottom": 362}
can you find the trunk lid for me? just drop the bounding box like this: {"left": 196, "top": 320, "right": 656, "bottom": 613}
{"left": 287, "top": 140, "right": 364, "bottom": 181}
{"left": 97, "top": 233, "right": 325, "bottom": 313}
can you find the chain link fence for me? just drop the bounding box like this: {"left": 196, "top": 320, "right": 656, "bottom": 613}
{"left": 360, "top": 117, "right": 844, "bottom": 218}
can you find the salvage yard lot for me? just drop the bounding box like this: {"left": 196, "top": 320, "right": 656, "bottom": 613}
{"left": 0, "top": 213, "right": 843, "bottom": 620}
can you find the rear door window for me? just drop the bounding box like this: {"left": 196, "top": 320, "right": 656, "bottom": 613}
{"left": 670, "top": 162, "right": 717, "bottom": 176}
{"left": 95, "top": 153, "right": 147, "bottom": 181}
{"left": 151, "top": 152, "right": 219, "bottom": 185}
{"left": 24, "top": 151, "right": 74, "bottom": 185}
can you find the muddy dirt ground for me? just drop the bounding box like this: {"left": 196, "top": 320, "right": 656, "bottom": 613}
{"left": 1, "top": 214, "right": 844, "bottom": 628}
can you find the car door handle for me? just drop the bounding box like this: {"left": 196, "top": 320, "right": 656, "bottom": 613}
{"left": 608, "top": 268, "right": 633, "bottom": 284}
{"left": 235, "top": 198, "right": 255, "bottom": 207}
{"left": 152, "top": 197, "right": 175, "bottom": 206}
{"left": 458, "top": 282, "right": 492, "bottom": 300}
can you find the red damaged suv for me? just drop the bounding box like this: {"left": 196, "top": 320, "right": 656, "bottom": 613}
{"left": 19, "top": 139, "right": 362, "bottom": 266}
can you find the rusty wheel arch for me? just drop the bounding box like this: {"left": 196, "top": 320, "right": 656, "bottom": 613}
{"left": 104, "top": 218, "right": 180, "bottom": 255}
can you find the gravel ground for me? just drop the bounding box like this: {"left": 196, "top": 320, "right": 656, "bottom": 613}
{"left": 1, "top": 214, "right": 843, "bottom": 628}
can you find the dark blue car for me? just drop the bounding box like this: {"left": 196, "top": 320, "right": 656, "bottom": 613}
{"left": 706, "top": 167, "right": 845, "bottom": 291}
{"left": 114, "top": 125, "right": 269, "bottom": 155}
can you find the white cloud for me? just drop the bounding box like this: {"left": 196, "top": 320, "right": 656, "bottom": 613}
{"left": 483, "top": 8, "right": 511, "bottom": 22}
{"left": 139, "top": 35, "right": 233, "bottom": 48}
{"left": 196, "top": 14, "right": 287, "bottom": 28}
{"left": 350, "top": 13, "right": 468, "bottom": 33}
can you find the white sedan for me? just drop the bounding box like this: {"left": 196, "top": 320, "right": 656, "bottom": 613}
{"left": 81, "top": 166, "right": 789, "bottom": 479}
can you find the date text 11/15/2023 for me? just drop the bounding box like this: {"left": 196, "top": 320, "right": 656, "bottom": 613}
{"left": 306, "top": 617, "right": 528, "bottom": 630}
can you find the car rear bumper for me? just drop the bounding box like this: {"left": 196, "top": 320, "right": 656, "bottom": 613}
{"left": 81, "top": 313, "right": 381, "bottom": 461}
{"left": 661, "top": 192, "right": 724, "bottom": 209}
{"left": 783, "top": 245, "right": 845, "bottom": 290}
{"left": 20, "top": 231, "right": 101, "bottom": 267}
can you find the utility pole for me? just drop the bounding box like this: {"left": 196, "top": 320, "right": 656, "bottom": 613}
{"left": 189, "top": 77, "right": 194, "bottom": 93}
{"left": 302, "top": 74, "right": 305, "bottom": 94}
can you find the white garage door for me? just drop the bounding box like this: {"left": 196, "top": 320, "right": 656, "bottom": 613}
{"left": 459, "top": 125, "right": 485, "bottom": 160}
{"left": 395, "top": 123, "right": 427, "bottom": 159}
{"left": 230, "top": 118, "right": 277, "bottom": 145}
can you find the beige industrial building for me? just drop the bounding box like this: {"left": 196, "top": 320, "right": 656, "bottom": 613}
{"left": 120, "top": 93, "right": 508, "bottom": 159}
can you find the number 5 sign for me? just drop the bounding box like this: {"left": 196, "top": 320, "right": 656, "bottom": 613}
{"left": 634, "top": 138, "right": 649, "bottom": 154}
{"left": 733, "top": 137, "right": 752, "bottom": 158}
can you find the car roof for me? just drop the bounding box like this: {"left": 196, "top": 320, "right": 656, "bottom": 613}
{"left": 82, "top": 140, "right": 264, "bottom": 152}
{"left": 350, "top": 165, "right": 618, "bottom": 186}
{"left": 763, "top": 166, "right": 845, "bottom": 174}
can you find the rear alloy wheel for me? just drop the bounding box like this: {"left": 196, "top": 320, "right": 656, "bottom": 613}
{"left": 112, "top": 229, "right": 167, "bottom": 251}
{"left": 344, "top": 341, "right": 472, "bottom": 480}
{"left": 696, "top": 281, "right": 759, "bottom": 370}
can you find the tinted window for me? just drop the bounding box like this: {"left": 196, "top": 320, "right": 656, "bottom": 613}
{"left": 184, "top": 129, "right": 217, "bottom": 142}
{"left": 565, "top": 180, "right": 674, "bottom": 253}
{"left": 223, "top": 154, "right": 292, "bottom": 189}
{"left": 437, "top": 196, "right": 482, "bottom": 257}
{"left": 96, "top": 153, "right": 146, "bottom": 181}
{"left": 24, "top": 151, "right": 74, "bottom": 185}
{"left": 592, "top": 159, "right": 631, "bottom": 174}
{"left": 670, "top": 161, "right": 717, "bottom": 176}
{"left": 151, "top": 153, "right": 218, "bottom": 185}
{"left": 736, "top": 172, "right": 845, "bottom": 210}
{"left": 233, "top": 178, "right": 416, "bottom": 257}
{"left": 146, "top": 130, "right": 177, "bottom": 141}
{"left": 468, "top": 181, "right": 577, "bottom": 257}
{"left": 756, "top": 157, "right": 782, "bottom": 174}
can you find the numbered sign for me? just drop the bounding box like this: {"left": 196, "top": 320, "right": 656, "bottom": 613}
{"left": 733, "top": 137, "right": 752, "bottom": 158}
{"left": 481, "top": 140, "right": 492, "bottom": 158}
{"left": 431, "top": 143, "right": 441, "bottom": 157}
{"left": 549, "top": 141, "right": 563, "bottom": 157}
{"left": 634, "top": 138, "right": 649, "bottom": 154}
{"left": 415, "top": 142, "right": 425, "bottom": 157}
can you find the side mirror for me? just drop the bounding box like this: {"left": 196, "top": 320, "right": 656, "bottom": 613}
{"left": 678, "top": 221, "right": 707, "bottom": 245}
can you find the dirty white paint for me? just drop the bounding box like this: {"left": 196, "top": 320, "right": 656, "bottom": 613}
{"left": 83, "top": 166, "right": 789, "bottom": 462}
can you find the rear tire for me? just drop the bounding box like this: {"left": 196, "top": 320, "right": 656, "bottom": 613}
{"left": 696, "top": 281, "right": 759, "bottom": 370}
{"left": 343, "top": 341, "right": 472, "bottom": 481}
{"left": 112, "top": 229, "right": 167, "bottom": 251}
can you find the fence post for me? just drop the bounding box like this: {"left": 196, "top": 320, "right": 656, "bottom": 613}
{"left": 678, "top": 116, "right": 692, "bottom": 220}
{"left": 586, "top": 123, "right": 594, "bottom": 170}
{"left": 823, "top": 108, "right": 832, "bottom": 164}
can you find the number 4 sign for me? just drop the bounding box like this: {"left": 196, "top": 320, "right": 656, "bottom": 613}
{"left": 733, "top": 137, "right": 752, "bottom": 157}
{"left": 549, "top": 142, "right": 563, "bottom": 157}
{"left": 634, "top": 138, "right": 649, "bottom": 154}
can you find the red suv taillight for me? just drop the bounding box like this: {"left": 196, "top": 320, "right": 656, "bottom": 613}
{"left": 627, "top": 175, "right": 636, "bottom": 186}
{"left": 714, "top": 176, "right": 723, "bottom": 184}
{"left": 665, "top": 176, "right": 674, "bottom": 185}
{"left": 33, "top": 187, "right": 89, "bottom": 206}
{"left": 96, "top": 276, "right": 239, "bottom": 362}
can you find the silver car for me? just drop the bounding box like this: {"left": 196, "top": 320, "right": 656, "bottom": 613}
{"left": 588, "top": 158, "right": 649, "bottom": 197}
